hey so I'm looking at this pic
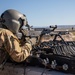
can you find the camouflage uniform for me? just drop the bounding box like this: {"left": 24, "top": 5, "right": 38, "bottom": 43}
{"left": 0, "top": 28, "right": 32, "bottom": 62}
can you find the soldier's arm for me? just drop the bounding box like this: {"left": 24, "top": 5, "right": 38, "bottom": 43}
{"left": 0, "top": 29, "right": 32, "bottom": 62}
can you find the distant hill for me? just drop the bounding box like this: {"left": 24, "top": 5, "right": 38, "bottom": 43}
{"left": 57, "top": 25, "right": 75, "bottom": 30}
{"left": 33, "top": 25, "right": 75, "bottom": 30}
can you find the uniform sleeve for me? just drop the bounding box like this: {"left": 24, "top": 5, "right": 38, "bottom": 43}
{"left": 0, "top": 32, "right": 5, "bottom": 48}
{"left": 1, "top": 29, "right": 32, "bottom": 62}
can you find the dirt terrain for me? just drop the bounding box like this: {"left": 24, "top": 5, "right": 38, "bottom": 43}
{"left": 41, "top": 32, "right": 75, "bottom": 42}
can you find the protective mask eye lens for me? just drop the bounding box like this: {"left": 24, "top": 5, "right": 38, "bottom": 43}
{"left": 21, "top": 25, "right": 28, "bottom": 30}
{"left": 16, "top": 32, "right": 22, "bottom": 39}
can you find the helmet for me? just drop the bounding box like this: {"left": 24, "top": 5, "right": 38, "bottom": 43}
{"left": 1, "top": 9, "right": 28, "bottom": 34}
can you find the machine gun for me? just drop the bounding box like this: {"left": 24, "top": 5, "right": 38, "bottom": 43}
{"left": 21, "top": 25, "right": 57, "bottom": 46}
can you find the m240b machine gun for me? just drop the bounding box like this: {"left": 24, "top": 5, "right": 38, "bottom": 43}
{"left": 21, "top": 25, "right": 57, "bottom": 45}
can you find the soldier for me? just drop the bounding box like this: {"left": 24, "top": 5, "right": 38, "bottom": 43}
{"left": 0, "top": 9, "right": 32, "bottom": 63}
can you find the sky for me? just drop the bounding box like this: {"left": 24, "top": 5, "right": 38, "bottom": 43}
{"left": 0, "top": 0, "right": 75, "bottom": 27}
